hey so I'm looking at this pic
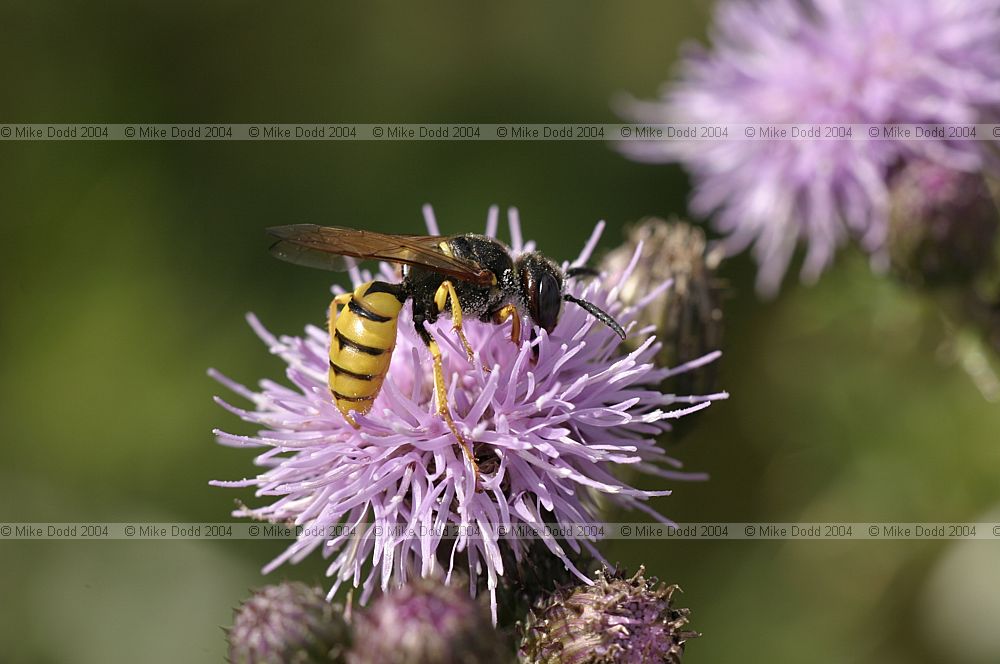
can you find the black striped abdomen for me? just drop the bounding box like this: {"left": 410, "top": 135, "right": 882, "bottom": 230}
{"left": 329, "top": 281, "right": 403, "bottom": 419}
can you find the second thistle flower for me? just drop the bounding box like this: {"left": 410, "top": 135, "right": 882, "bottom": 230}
{"left": 621, "top": 0, "right": 1000, "bottom": 295}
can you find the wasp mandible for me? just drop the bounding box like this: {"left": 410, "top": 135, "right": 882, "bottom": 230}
{"left": 266, "top": 225, "right": 626, "bottom": 478}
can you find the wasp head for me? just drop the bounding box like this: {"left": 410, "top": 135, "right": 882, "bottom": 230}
{"left": 514, "top": 252, "right": 626, "bottom": 340}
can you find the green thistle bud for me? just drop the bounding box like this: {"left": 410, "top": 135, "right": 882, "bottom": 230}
{"left": 495, "top": 544, "right": 593, "bottom": 627}
{"left": 601, "top": 218, "right": 724, "bottom": 395}
{"left": 227, "top": 582, "right": 350, "bottom": 664}
{"left": 518, "top": 566, "right": 697, "bottom": 664}
{"left": 348, "top": 577, "right": 507, "bottom": 664}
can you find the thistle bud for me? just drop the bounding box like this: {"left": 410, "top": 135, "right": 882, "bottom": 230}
{"left": 601, "top": 218, "right": 724, "bottom": 394}
{"left": 228, "top": 582, "right": 350, "bottom": 664}
{"left": 518, "top": 566, "right": 698, "bottom": 664}
{"left": 348, "top": 577, "right": 506, "bottom": 664}
{"left": 495, "top": 543, "right": 592, "bottom": 627}
{"left": 888, "top": 161, "right": 999, "bottom": 288}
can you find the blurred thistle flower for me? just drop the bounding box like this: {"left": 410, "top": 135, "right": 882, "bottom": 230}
{"left": 621, "top": 0, "right": 1000, "bottom": 295}
{"left": 518, "top": 566, "right": 697, "bottom": 664}
{"left": 888, "top": 160, "right": 999, "bottom": 288}
{"left": 348, "top": 576, "right": 504, "bottom": 664}
{"left": 211, "top": 206, "right": 725, "bottom": 621}
{"left": 600, "top": 218, "right": 724, "bottom": 395}
{"left": 227, "top": 582, "right": 350, "bottom": 664}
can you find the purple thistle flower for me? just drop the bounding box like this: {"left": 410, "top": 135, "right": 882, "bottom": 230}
{"left": 621, "top": 0, "right": 1000, "bottom": 295}
{"left": 211, "top": 206, "right": 725, "bottom": 621}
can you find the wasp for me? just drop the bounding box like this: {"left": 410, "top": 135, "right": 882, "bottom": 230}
{"left": 266, "top": 224, "right": 625, "bottom": 481}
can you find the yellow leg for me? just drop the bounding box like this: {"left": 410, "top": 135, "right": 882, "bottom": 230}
{"left": 329, "top": 292, "right": 359, "bottom": 429}
{"left": 434, "top": 280, "right": 478, "bottom": 365}
{"left": 493, "top": 304, "right": 522, "bottom": 346}
{"left": 328, "top": 292, "right": 353, "bottom": 335}
{"left": 424, "top": 330, "right": 481, "bottom": 491}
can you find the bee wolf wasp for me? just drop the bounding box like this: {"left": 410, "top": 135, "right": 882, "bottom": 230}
{"left": 266, "top": 224, "right": 625, "bottom": 478}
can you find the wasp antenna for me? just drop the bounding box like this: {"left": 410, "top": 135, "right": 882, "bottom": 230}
{"left": 563, "top": 294, "right": 626, "bottom": 340}
{"left": 565, "top": 265, "right": 600, "bottom": 279}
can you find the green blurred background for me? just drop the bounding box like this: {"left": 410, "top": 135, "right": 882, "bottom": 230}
{"left": 2, "top": 2, "right": 999, "bottom": 662}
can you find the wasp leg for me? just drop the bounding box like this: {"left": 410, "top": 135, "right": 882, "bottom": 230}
{"left": 415, "top": 321, "right": 481, "bottom": 491}
{"left": 491, "top": 304, "right": 522, "bottom": 346}
{"left": 433, "top": 280, "right": 479, "bottom": 366}
{"left": 329, "top": 292, "right": 354, "bottom": 333}
{"left": 329, "top": 292, "right": 360, "bottom": 428}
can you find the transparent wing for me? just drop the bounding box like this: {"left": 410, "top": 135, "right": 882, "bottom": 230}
{"left": 266, "top": 225, "right": 494, "bottom": 285}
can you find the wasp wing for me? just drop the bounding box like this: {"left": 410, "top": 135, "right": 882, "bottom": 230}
{"left": 267, "top": 227, "right": 359, "bottom": 272}
{"left": 266, "top": 225, "right": 494, "bottom": 285}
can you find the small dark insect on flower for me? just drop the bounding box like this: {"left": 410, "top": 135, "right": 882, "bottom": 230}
{"left": 518, "top": 566, "right": 698, "bottom": 664}
{"left": 227, "top": 582, "right": 351, "bottom": 664}
{"left": 601, "top": 218, "right": 725, "bottom": 395}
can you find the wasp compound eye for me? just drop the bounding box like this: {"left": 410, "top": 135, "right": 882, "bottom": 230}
{"left": 537, "top": 272, "right": 562, "bottom": 333}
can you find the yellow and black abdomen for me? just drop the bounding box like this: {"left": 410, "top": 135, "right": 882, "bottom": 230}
{"left": 329, "top": 281, "right": 404, "bottom": 421}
